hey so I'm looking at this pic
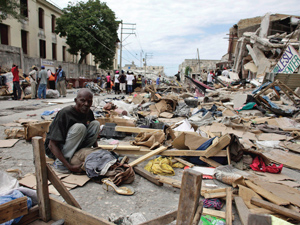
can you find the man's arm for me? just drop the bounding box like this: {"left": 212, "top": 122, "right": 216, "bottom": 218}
{"left": 48, "top": 140, "right": 83, "bottom": 173}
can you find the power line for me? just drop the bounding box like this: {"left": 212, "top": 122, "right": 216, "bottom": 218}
{"left": 123, "top": 46, "right": 140, "bottom": 61}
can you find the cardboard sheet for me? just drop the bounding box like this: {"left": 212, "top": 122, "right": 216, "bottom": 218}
{"left": 61, "top": 174, "right": 90, "bottom": 186}
{"left": 0, "top": 139, "right": 19, "bottom": 148}
{"left": 251, "top": 179, "right": 300, "bottom": 207}
{"left": 258, "top": 133, "right": 288, "bottom": 141}
{"left": 159, "top": 112, "right": 173, "bottom": 118}
{"left": 172, "top": 132, "right": 209, "bottom": 150}
{"left": 262, "top": 148, "right": 300, "bottom": 170}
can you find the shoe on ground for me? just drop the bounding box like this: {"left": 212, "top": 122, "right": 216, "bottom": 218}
{"left": 52, "top": 160, "right": 70, "bottom": 174}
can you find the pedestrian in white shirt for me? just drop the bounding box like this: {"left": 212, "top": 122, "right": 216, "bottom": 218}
{"left": 126, "top": 72, "right": 135, "bottom": 95}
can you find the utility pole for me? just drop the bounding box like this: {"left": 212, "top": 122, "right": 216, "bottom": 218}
{"left": 119, "top": 21, "right": 136, "bottom": 71}
{"left": 144, "top": 52, "right": 153, "bottom": 76}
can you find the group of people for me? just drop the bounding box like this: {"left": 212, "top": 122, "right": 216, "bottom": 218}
{"left": 11, "top": 64, "right": 67, "bottom": 100}
{"left": 201, "top": 67, "right": 231, "bottom": 85}
{"left": 97, "top": 71, "right": 148, "bottom": 95}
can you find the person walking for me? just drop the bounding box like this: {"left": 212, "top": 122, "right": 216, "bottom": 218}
{"left": 106, "top": 72, "right": 111, "bottom": 94}
{"left": 119, "top": 71, "right": 126, "bottom": 94}
{"left": 126, "top": 72, "right": 135, "bottom": 95}
{"left": 56, "top": 65, "right": 67, "bottom": 97}
{"left": 136, "top": 74, "right": 142, "bottom": 88}
{"left": 29, "top": 65, "right": 38, "bottom": 99}
{"left": 37, "top": 65, "right": 48, "bottom": 99}
{"left": 114, "top": 71, "right": 120, "bottom": 94}
{"left": 11, "top": 64, "right": 22, "bottom": 100}
{"left": 156, "top": 75, "right": 161, "bottom": 89}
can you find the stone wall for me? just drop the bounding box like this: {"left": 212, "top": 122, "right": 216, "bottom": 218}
{"left": 0, "top": 44, "right": 98, "bottom": 78}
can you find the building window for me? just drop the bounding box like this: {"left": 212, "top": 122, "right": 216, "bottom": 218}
{"left": 38, "top": 8, "right": 44, "bottom": 29}
{"left": 21, "top": 30, "right": 28, "bottom": 54}
{"left": 20, "top": 0, "right": 28, "bottom": 18}
{"left": 39, "top": 39, "right": 46, "bottom": 58}
{"left": 52, "top": 43, "right": 56, "bottom": 60}
{"left": 62, "top": 46, "right": 66, "bottom": 61}
{"left": 51, "top": 15, "right": 56, "bottom": 33}
{"left": 0, "top": 24, "right": 9, "bottom": 45}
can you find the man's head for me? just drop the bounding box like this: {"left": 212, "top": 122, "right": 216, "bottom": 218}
{"left": 74, "top": 88, "right": 93, "bottom": 114}
{"left": 41, "top": 65, "right": 45, "bottom": 69}
{"left": 59, "top": 65, "right": 62, "bottom": 69}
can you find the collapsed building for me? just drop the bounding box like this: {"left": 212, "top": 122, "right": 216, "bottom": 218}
{"left": 231, "top": 13, "right": 300, "bottom": 80}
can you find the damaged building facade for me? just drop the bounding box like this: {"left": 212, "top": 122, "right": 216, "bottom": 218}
{"left": 230, "top": 13, "right": 300, "bottom": 80}
{"left": 0, "top": 0, "right": 119, "bottom": 78}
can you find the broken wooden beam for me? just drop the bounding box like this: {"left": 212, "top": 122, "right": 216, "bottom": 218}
{"left": 204, "top": 134, "right": 231, "bottom": 158}
{"left": 46, "top": 164, "right": 81, "bottom": 209}
{"left": 128, "top": 145, "right": 168, "bottom": 167}
{"left": 96, "top": 145, "right": 141, "bottom": 151}
{"left": 18, "top": 205, "right": 39, "bottom": 225}
{"left": 134, "top": 166, "right": 163, "bottom": 186}
{"left": 192, "top": 201, "right": 204, "bottom": 225}
{"left": 176, "top": 169, "right": 202, "bottom": 225}
{"left": 32, "top": 136, "right": 51, "bottom": 222}
{"left": 174, "top": 157, "right": 194, "bottom": 167}
{"left": 49, "top": 197, "right": 114, "bottom": 225}
{"left": 139, "top": 210, "right": 177, "bottom": 225}
{"left": 226, "top": 188, "right": 233, "bottom": 225}
{"left": 251, "top": 197, "right": 300, "bottom": 221}
{"left": 200, "top": 156, "right": 222, "bottom": 167}
{"left": 114, "top": 148, "right": 227, "bottom": 157}
{"left": 245, "top": 180, "right": 289, "bottom": 206}
{"left": 156, "top": 175, "right": 181, "bottom": 188}
{"left": 234, "top": 197, "right": 250, "bottom": 225}
{"left": 0, "top": 197, "right": 28, "bottom": 224}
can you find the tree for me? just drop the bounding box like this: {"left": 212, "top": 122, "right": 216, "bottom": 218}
{"left": 0, "top": 0, "right": 26, "bottom": 22}
{"left": 185, "top": 66, "right": 192, "bottom": 75}
{"left": 55, "top": 0, "right": 119, "bottom": 69}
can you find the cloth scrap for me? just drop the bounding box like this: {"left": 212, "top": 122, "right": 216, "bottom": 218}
{"left": 250, "top": 156, "right": 283, "bottom": 174}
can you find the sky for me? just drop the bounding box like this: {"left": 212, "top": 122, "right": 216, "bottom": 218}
{"left": 48, "top": 0, "right": 300, "bottom": 76}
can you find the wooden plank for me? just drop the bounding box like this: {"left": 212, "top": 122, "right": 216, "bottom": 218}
{"left": 134, "top": 166, "right": 163, "bottom": 186}
{"left": 247, "top": 214, "right": 271, "bottom": 225}
{"left": 203, "top": 192, "right": 226, "bottom": 199}
{"left": 128, "top": 146, "right": 168, "bottom": 167}
{"left": 18, "top": 205, "right": 40, "bottom": 225}
{"left": 200, "top": 156, "right": 222, "bottom": 167}
{"left": 157, "top": 175, "right": 181, "bottom": 188}
{"left": 32, "top": 136, "right": 51, "bottom": 221}
{"left": 192, "top": 201, "right": 203, "bottom": 225}
{"left": 202, "top": 208, "right": 226, "bottom": 219}
{"left": 176, "top": 169, "right": 202, "bottom": 225}
{"left": 115, "top": 126, "right": 195, "bottom": 134}
{"left": 251, "top": 197, "right": 300, "bottom": 220}
{"left": 96, "top": 145, "right": 141, "bottom": 151}
{"left": 139, "top": 210, "right": 177, "bottom": 225}
{"left": 114, "top": 149, "right": 227, "bottom": 157}
{"left": 226, "top": 146, "right": 231, "bottom": 165}
{"left": 204, "top": 134, "right": 231, "bottom": 158}
{"left": 174, "top": 157, "right": 194, "bottom": 167}
{"left": 245, "top": 180, "right": 289, "bottom": 206}
{"left": 234, "top": 197, "right": 250, "bottom": 225}
{"left": 50, "top": 197, "right": 114, "bottom": 225}
{"left": 0, "top": 197, "right": 28, "bottom": 224}
{"left": 202, "top": 188, "right": 226, "bottom": 194}
{"left": 226, "top": 188, "right": 233, "bottom": 225}
{"left": 46, "top": 164, "right": 81, "bottom": 209}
